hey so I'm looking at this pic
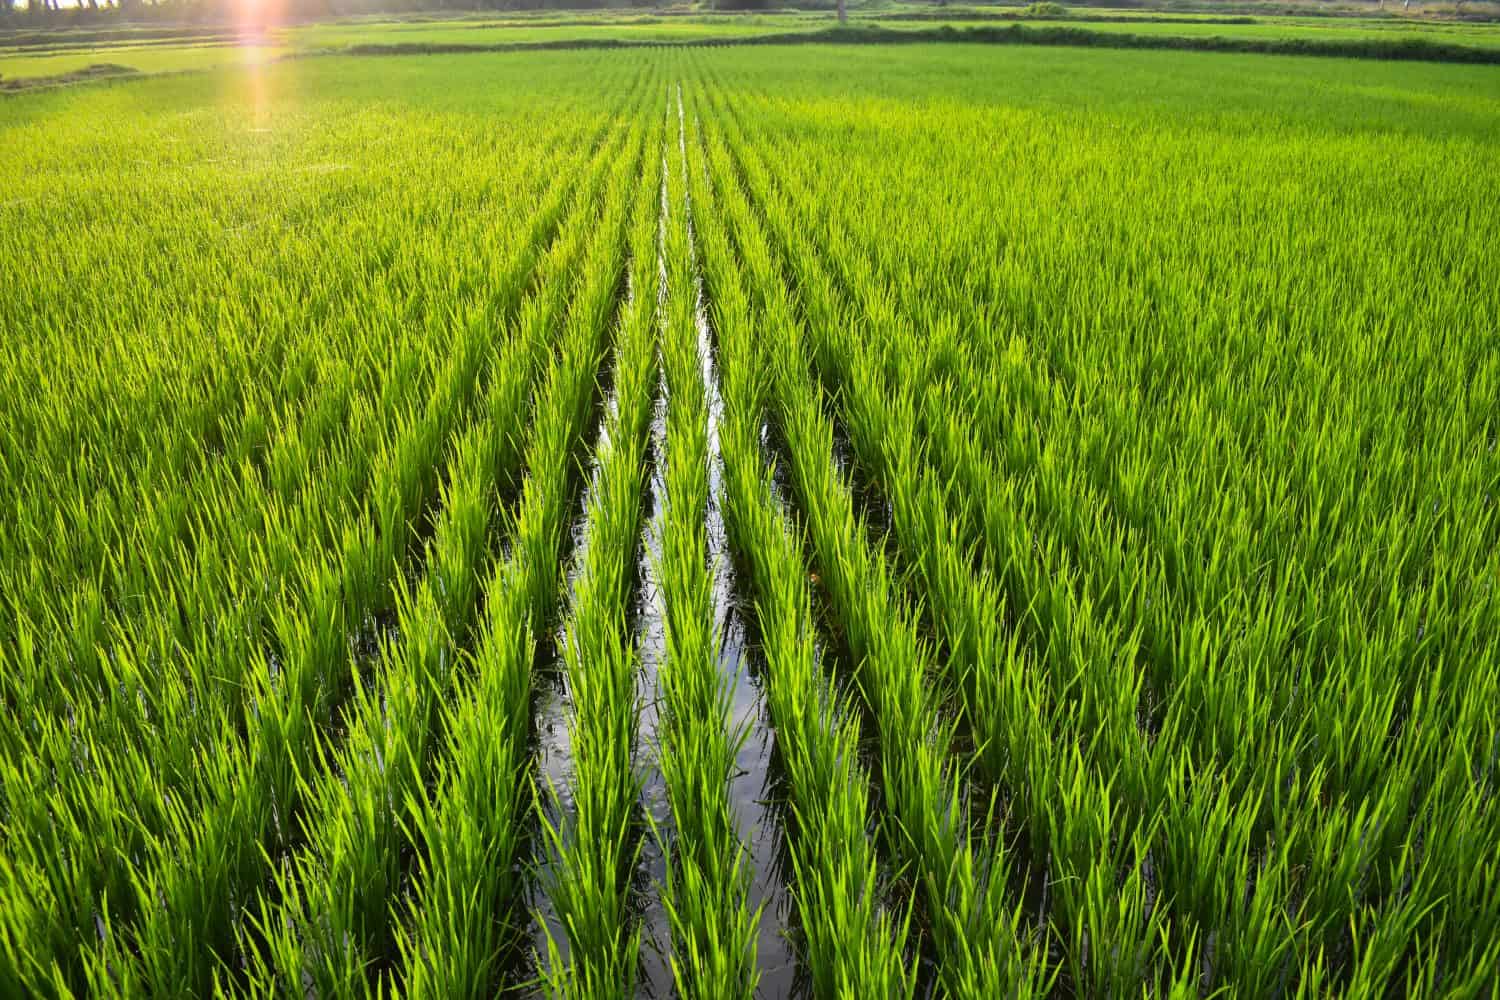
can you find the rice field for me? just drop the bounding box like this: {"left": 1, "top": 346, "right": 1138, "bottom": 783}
{"left": 5, "top": 8, "right": 1500, "bottom": 88}
{"left": 1, "top": 40, "right": 1498, "bottom": 1000}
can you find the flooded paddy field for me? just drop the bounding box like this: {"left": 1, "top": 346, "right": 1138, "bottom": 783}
{"left": 1, "top": 37, "right": 1498, "bottom": 999}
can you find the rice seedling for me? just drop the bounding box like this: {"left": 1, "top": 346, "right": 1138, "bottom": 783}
{"left": 703, "top": 61, "right": 1500, "bottom": 992}
{"left": 699, "top": 81, "right": 1182, "bottom": 992}
{"left": 97, "top": 126, "right": 648, "bottom": 997}
{"left": 238, "top": 113, "right": 655, "bottom": 997}
{"left": 689, "top": 92, "right": 1060, "bottom": 999}
{"left": 697, "top": 48, "right": 1497, "bottom": 993}
{"left": 388, "top": 106, "right": 657, "bottom": 999}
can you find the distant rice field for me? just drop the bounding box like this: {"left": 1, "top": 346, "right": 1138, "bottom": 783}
{"left": 5, "top": 7, "right": 1500, "bottom": 86}
{"left": 0, "top": 40, "right": 280, "bottom": 81}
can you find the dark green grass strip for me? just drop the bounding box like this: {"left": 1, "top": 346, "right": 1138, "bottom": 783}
{"left": 5, "top": 18, "right": 1496, "bottom": 99}
{"left": 328, "top": 22, "right": 1500, "bottom": 67}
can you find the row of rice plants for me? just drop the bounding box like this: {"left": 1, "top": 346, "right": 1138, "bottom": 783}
{"left": 713, "top": 96, "right": 1294, "bottom": 993}
{"left": 0, "top": 151, "right": 354, "bottom": 633}
{"left": 385, "top": 97, "right": 658, "bottom": 999}
{"left": 679, "top": 77, "right": 915, "bottom": 999}
{"left": 714, "top": 74, "right": 1380, "bottom": 995}
{"left": 693, "top": 88, "right": 1134, "bottom": 1000}
{"left": 536, "top": 94, "right": 665, "bottom": 996}
{"left": 0, "top": 103, "right": 625, "bottom": 981}
{"left": 697, "top": 76, "right": 1178, "bottom": 994}
{"left": 0, "top": 66, "right": 628, "bottom": 795}
{"left": 825, "top": 84, "right": 1484, "bottom": 991}
{"left": 239, "top": 107, "right": 653, "bottom": 999}
{"left": 652, "top": 86, "right": 758, "bottom": 1000}
{"left": 99, "top": 112, "right": 648, "bottom": 997}
{"left": 13, "top": 77, "right": 640, "bottom": 711}
{"left": 0, "top": 94, "right": 602, "bottom": 664}
{"left": 1, "top": 185, "right": 459, "bottom": 705}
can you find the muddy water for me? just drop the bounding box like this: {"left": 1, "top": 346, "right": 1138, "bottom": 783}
{"left": 723, "top": 605, "right": 804, "bottom": 998}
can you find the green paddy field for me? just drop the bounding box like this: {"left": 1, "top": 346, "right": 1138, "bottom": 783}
{"left": 2, "top": 14, "right": 1498, "bottom": 999}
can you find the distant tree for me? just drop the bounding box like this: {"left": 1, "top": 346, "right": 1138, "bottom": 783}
{"left": 837, "top": 0, "right": 845, "bottom": 21}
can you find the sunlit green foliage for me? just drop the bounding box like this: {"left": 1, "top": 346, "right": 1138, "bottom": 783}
{"left": 1, "top": 39, "right": 1497, "bottom": 1000}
